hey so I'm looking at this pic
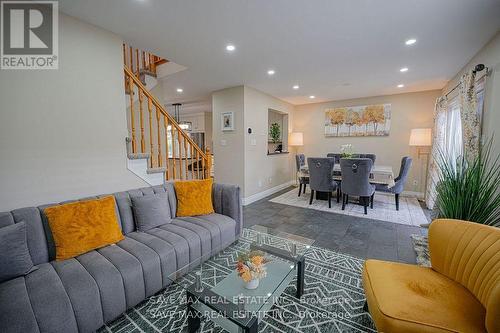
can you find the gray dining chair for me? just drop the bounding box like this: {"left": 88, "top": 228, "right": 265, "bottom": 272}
{"left": 376, "top": 156, "right": 412, "bottom": 210}
{"left": 295, "top": 154, "right": 309, "bottom": 197}
{"left": 307, "top": 157, "right": 338, "bottom": 208}
{"left": 340, "top": 158, "right": 375, "bottom": 214}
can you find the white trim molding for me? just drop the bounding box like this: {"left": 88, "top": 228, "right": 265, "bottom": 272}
{"left": 402, "top": 191, "right": 425, "bottom": 199}
{"left": 242, "top": 181, "right": 295, "bottom": 206}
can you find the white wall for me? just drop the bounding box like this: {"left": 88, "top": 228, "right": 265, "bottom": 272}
{"left": 294, "top": 90, "right": 442, "bottom": 194}
{"left": 443, "top": 31, "right": 500, "bottom": 159}
{"left": 212, "top": 86, "right": 295, "bottom": 202}
{"left": 244, "top": 86, "right": 294, "bottom": 199}
{"left": 212, "top": 86, "right": 246, "bottom": 192}
{"left": 0, "top": 14, "right": 147, "bottom": 211}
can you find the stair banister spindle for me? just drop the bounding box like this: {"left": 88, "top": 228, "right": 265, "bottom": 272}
{"left": 129, "top": 46, "right": 133, "bottom": 73}
{"left": 163, "top": 116, "right": 169, "bottom": 179}
{"left": 147, "top": 98, "right": 154, "bottom": 168}
{"left": 171, "top": 128, "right": 177, "bottom": 179}
{"left": 201, "top": 149, "right": 206, "bottom": 179}
{"left": 156, "top": 106, "right": 162, "bottom": 167}
{"left": 135, "top": 49, "right": 140, "bottom": 78}
{"left": 196, "top": 150, "right": 200, "bottom": 179}
{"left": 138, "top": 90, "right": 145, "bottom": 153}
{"left": 128, "top": 77, "right": 137, "bottom": 153}
{"left": 184, "top": 137, "right": 188, "bottom": 179}
{"left": 190, "top": 144, "right": 194, "bottom": 179}
{"left": 142, "top": 51, "right": 146, "bottom": 71}
{"left": 178, "top": 128, "right": 183, "bottom": 179}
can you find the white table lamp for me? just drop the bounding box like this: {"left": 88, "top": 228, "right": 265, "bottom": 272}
{"left": 289, "top": 132, "right": 303, "bottom": 146}
{"left": 409, "top": 128, "right": 431, "bottom": 158}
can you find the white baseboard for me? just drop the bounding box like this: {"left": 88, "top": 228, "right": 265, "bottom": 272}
{"left": 402, "top": 191, "right": 424, "bottom": 199}
{"left": 242, "top": 181, "right": 295, "bottom": 206}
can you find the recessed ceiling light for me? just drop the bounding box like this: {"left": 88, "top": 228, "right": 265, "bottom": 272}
{"left": 293, "top": 85, "right": 299, "bottom": 90}
{"left": 176, "top": 88, "right": 183, "bottom": 93}
{"left": 225, "top": 44, "right": 235, "bottom": 52}
{"left": 267, "top": 69, "right": 275, "bottom": 75}
{"left": 309, "top": 95, "right": 315, "bottom": 99}
{"left": 400, "top": 67, "right": 409, "bottom": 72}
{"left": 405, "top": 39, "right": 417, "bottom": 45}
{"left": 397, "top": 84, "right": 404, "bottom": 88}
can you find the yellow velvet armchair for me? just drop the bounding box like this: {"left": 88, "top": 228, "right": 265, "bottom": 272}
{"left": 362, "top": 219, "right": 500, "bottom": 333}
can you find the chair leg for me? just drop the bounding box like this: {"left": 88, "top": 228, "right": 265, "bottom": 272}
{"left": 336, "top": 187, "right": 340, "bottom": 203}
{"left": 303, "top": 184, "right": 306, "bottom": 194}
{"left": 309, "top": 190, "right": 314, "bottom": 205}
{"left": 298, "top": 184, "right": 302, "bottom": 197}
{"left": 328, "top": 192, "right": 332, "bottom": 208}
{"left": 342, "top": 194, "right": 346, "bottom": 210}
{"left": 364, "top": 199, "right": 368, "bottom": 215}
{"left": 370, "top": 193, "right": 374, "bottom": 209}
{"left": 395, "top": 193, "right": 400, "bottom": 211}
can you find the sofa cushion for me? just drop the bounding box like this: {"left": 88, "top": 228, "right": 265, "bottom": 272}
{"left": 25, "top": 263, "right": 79, "bottom": 333}
{"left": 117, "top": 237, "right": 163, "bottom": 297}
{"left": 126, "top": 232, "right": 177, "bottom": 287}
{"left": 0, "top": 222, "right": 36, "bottom": 283}
{"left": 51, "top": 258, "right": 104, "bottom": 333}
{"left": 44, "top": 196, "right": 124, "bottom": 260}
{"left": 363, "top": 259, "right": 486, "bottom": 333}
{"left": 131, "top": 194, "right": 171, "bottom": 231}
{"left": 174, "top": 179, "right": 214, "bottom": 217}
{"left": 0, "top": 277, "right": 40, "bottom": 333}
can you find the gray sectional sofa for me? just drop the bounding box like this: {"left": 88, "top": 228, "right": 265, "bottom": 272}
{"left": 0, "top": 182, "right": 242, "bottom": 333}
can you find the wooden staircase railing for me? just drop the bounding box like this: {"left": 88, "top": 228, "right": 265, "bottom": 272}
{"left": 123, "top": 43, "right": 168, "bottom": 80}
{"left": 124, "top": 65, "right": 211, "bottom": 180}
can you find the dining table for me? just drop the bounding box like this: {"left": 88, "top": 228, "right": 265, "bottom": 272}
{"left": 298, "top": 164, "right": 395, "bottom": 188}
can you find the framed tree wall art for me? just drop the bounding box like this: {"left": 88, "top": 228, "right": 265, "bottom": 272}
{"left": 325, "top": 104, "right": 391, "bottom": 137}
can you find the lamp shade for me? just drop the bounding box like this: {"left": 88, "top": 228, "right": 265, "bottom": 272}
{"left": 289, "top": 132, "right": 303, "bottom": 146}
{"left": 409, "top": 128, "right": 432, "bottom": 146}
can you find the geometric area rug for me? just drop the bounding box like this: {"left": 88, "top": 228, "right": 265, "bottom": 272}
{"left": 270, "top": 188, "right": 428, "bottom": 227}
{"left": 99, "top": 228, "right": 377, "bottom": 332}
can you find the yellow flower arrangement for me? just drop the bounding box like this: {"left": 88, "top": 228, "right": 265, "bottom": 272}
{"left": 236, "top": 250, "right": 269, "bottom": 283}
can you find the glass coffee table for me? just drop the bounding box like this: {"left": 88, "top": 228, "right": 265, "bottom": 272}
{"left": 166, "top": 226, "right": 315, "bottom": 333}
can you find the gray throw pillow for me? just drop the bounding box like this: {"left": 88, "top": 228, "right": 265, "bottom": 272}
{"left": 0, "top": 222, "right": 36, "bottom": 283}
{"left": 132, "top": 194, "right": 172, "bottom": 231}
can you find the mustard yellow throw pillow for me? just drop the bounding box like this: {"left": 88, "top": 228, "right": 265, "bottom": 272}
{"left": 174, "top": 179, "right": 215, "bottom": 217}
{"left": 44, "top": 196, "right": 124, "bottom": 261}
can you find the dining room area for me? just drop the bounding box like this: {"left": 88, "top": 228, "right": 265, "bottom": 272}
{"left": 269, "top": 97, "right": 437, "bottom": 229}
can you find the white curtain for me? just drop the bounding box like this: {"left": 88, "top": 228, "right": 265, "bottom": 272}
{"left": 425, "top": 69, "right": 485, "bottom": 209}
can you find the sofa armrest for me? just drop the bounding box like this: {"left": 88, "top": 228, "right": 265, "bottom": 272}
{"left": 212, "top": 183, "right": 243, "bottom": 236}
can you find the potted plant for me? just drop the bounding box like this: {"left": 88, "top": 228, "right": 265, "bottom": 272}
{"left": 340, "top": 144, "right": 354, "bottom": 158}
{"left": 236, "top": 250, "right": 270, "bottom": 289}
{"left": 269, "top": 123, "right": 281, "bottom": 144}
{"left": 434, "top": 139, "right": 500, "bottom": 227}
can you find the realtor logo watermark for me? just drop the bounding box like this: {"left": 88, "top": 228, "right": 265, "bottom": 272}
{"left": 1, "top": 1, "right": 58, "bottom": 69}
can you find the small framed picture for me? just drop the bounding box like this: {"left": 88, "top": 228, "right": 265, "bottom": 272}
{"left": 221, "top": 112, "right": 234, "bottom": 131}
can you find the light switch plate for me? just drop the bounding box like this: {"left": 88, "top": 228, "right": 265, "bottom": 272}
{"left": 251, "top": 139, "right": 257, "bottom": 146}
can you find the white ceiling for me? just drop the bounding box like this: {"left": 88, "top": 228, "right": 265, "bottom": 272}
{"left": 60, "top": 0, "right": 500, "bottom": 108}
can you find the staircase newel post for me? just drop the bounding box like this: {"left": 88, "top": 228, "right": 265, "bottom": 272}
{"left": 206, "top": 148, "right": 212, "bottom": 179}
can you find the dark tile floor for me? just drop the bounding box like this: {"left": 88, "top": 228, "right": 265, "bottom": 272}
{"left": 243, "top": 187, "right": 429, "bottom": 264}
